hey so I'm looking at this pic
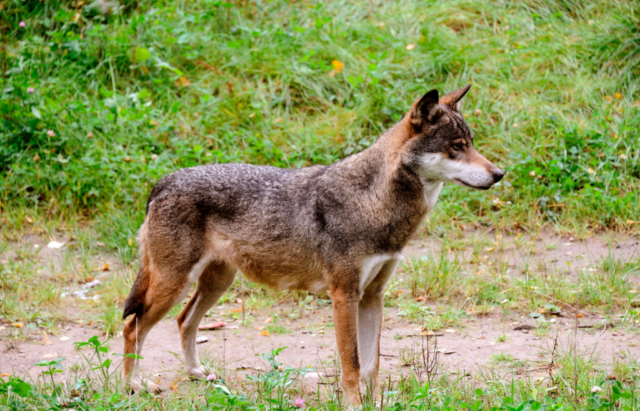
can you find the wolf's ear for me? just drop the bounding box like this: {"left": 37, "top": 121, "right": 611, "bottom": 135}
{"left": 440, "top": 84, "right": 472, "bottom": 111}
{"left": 410, "top": 89, "right": 440, "bottom": 128}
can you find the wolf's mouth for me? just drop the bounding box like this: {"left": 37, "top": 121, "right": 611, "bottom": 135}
{"left": 453, "top": 178, "right": 492, "bottom": 191}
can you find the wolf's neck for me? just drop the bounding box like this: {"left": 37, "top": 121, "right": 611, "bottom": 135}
{"left": 345, "top": 131, "right": 440, "bottom": 214}
{"left": 418, "top": 179, "right": 443, "bottom": 213}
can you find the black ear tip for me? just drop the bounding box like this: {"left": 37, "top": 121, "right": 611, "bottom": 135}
{"left": 426, "top": 89, "right": 439, "bottom": 99}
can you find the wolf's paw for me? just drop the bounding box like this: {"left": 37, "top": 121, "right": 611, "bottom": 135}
{"left": 129, "top": 377, "right": 161, "bottom": 394}
{"left": 187, "top": 365, "right": 208, "bottom": 380}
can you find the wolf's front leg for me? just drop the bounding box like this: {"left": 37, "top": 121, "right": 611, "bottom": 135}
{"left": 357, "top": 291, "right": 384, "bottom": 399}
{"left": 357, "top": 257, "right": 399, "bottom": 399}
{"left": 331, "top": 287, "right": 361, "bottom": 407}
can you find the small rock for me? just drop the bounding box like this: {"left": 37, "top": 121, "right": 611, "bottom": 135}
{"left": 47, "top": 241, "right": 65, "bottom": 249}
{"left": 196, "top": 336, "right": 209, "bottom": 344}
{"left": 82, "top": 280, "right": 101, "bottom": 290}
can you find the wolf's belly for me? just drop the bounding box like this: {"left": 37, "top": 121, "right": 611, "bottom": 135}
{"left": 220, "top": 238, "right": 327, "bottom": 293}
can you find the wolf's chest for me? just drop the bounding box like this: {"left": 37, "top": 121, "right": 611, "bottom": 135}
{"left": 359, "top": 254, "right": 402, "bottom": 294}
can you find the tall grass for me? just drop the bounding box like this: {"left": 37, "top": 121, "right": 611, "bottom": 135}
{"left": 0, "top": 0, "right": 638, "bottom": 241}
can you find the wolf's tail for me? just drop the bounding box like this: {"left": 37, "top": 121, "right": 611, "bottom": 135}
{"left": 123, "top": 218, "right": 151, "bottom": 320}
{"left": 122, "top": 265, "right": 150, "bottom": 320}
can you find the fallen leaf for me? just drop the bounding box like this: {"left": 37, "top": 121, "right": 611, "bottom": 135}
{"left": 229, "top": 307, "right": 243, "bottom": 313}
{"left": 255, "top": 326, "right": 265, "bottom": 331}
{"left": 259, "top": 330, "right": 270, "bottom": 336}
{"left": 175, "top": 76, "right": 190, "bottom": 87}
{"left": 615, "top": 93, "right": 622, "bottom": 99}
{"left": 171, "top": 381, "right": 178, "bottom": 392}
{"left": 194, "top": 60, "right": 221, "bottom": 74}
{"left": 11, "top": 322, "right": 23, "bottom": 328}
{"left": 59, "top": 336, "right": 70, "bottom": 341}
{"left": 198, "top": 322, "right": 226, "bottom": 330}
{"left": 415, "top": 295, "right": 424, "bottom": 302}
{"left": 405, "top": 43, "right": 416, "bottom": 51}
{"left": 100, "top": 263, "right": 110, "bottom": 271}
{"left": 444, "top": 329, "right": 456, "bottom": 333}
{"left": 627, "top": 220, "right": 635, "bottom": 225}
{"left": 605, "top": 95, "right": 612, "bottom": 102}
{"left": 264, "top": 317, "right": 273, "bottom": 323}
{"left": 331, "top": 60, "right": 344, "bottom": 73}
{"left": 25, "top": 216, "right": 33, "bottom": 223}
{"left": 273, "top": 118, "right": 284, "bottom": 123}
{"left": 85, "top": 276, "right": 95, "bottom": 283}
{"left": 1, "top": 373, "right": 9, "bottom": 377}
{"left": 43, "top": 332, "right": 52, "bottom": 345}
{"left": 587, "top": 168, "right": 595, "bottom": 174}
{"left": 43, "top": 353, "right": 57, "bottom": 359}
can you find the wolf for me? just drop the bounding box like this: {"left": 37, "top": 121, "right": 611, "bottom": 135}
{"left": 121, "top": 85, "right": 503, "bottom": 406}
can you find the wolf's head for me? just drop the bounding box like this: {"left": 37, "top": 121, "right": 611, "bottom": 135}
{"left": 401, "top": 85, "right": 503, "bottom": 190}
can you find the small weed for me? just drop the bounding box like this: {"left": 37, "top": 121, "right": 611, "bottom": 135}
{"left": 265, "top": 325, "right": 290, "bottom": 335}
{"left": 492, "top": 352, "right": 517, "bottom": 363}
{"left": 535, "top": 321, "right": 552, "bottom": 337}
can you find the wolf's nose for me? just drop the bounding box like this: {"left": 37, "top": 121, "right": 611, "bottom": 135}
{"left": 492, "top": 169, "right": 504, "bottom": 183}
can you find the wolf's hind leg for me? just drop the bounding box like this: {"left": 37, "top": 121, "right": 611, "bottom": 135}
{"left": 177, "top": 261, "right": 237, "bottom": 379}
{"left": 123, "top": 267, "right": 188, "bottom": 392}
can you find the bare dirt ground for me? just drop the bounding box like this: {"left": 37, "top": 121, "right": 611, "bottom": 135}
{"left": 1, "top": 231, "right": 639, "bottom": 391}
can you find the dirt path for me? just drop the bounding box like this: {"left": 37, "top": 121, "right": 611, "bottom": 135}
{"left": 2, "top": 312, "right": 637, "bottom": 390}
{"left": 1, "top": 231, "right": 639, "bottom": 389}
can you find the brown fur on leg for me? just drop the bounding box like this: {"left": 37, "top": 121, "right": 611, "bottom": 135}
{"left": 330, "top": 286, "right": 361, "bottom": 407}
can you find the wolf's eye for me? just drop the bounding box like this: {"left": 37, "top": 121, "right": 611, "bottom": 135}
{"left": 452, "top": 143, "right": 463, "bottom": 151}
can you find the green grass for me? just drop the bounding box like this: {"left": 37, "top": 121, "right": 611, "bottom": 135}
{"left": 1, "top": 0, "right": 639, "bottom": 237}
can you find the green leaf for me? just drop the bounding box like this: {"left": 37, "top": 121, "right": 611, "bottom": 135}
{"left": 31, "top": 106, "right": 41, "bottom": 119}
{"left": 132, "top": 47, "right": 151, "bottom": 63}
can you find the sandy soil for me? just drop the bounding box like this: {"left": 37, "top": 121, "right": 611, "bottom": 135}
{"left": 1, "top": 231, "right": 639, "bottom": 390}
